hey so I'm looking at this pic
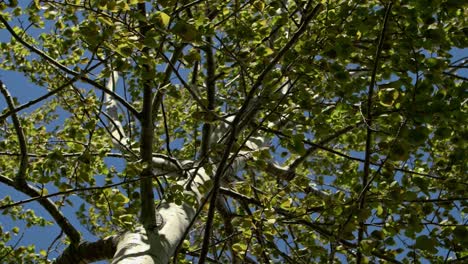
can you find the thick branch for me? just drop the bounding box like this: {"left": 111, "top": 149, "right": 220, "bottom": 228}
{"left": 137, "top": 3, "right": 157, "bottom": 229}
{"left": 0, "top": 174, "right": 81, "bottom": 244}
{"left": 200, "top": 37, "right": 216, "bottom": 158}
{"left": 110, "top": 163, "right": 212, "bottom": 264}
{"left": 54, "top": 235, "right": 118, "bottom": 264}
{"left": 104, "top": 71, "right": 129, "bottom": 147}
{"left": 0, "top": 80, "right": 28, "bottom": 183}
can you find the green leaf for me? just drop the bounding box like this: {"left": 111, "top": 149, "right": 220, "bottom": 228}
{"left": 114, "top": 193, "right": 130, "bottom": 204}
{"left": 291, "top": 134, "right": 306, "bottom": 155}
{"left": 0, "top": 1, "right": 465, "bottom": 262}
{"left": 280, "top": 198, "right": 292, "bottom": 210}
{"left": 389, "top": 142, "right": 409, "bottom": 161}
{"left": 232, "top": 243, "right": 248, "bottom": 252}
{"left": 115, "top": 44, "right": 133, "bottom": 57}
{"left": 253, "top": 0, "right": 265, "bottom": 12}
{"left": 376, "top": 205, "right": 384, "bottom": 216}
{"left": 407, "top": 126, "right": 430, "bottom": 145}
{"left": 7, "top": 0, "right": 18, "bottom": 8}
{"left": 172, "top": 21, "right": 199, "bottom": 42}
{"left": 415, "top": 235, "right": 437, "bottom": 253}
{"left": 155, "top": 12, "right": 170, "bottom": 27}
{"left": 453, "top": 226, "right": 468, "bottom": 244}
{"left": 378, "top": 88, "right": 400, "bottom": 107}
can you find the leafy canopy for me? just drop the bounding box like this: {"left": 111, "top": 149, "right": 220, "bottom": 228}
{"left": 0, "top": 0, "right": 466, "bottom": 263}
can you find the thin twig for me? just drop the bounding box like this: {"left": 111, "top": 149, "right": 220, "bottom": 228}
{"left": 357, "top": 3, "right": 392, "bottom": 263}
{"left": 0, "top": 168, "right": 181, "bottom": 210}
{"left": 0, "top": 15, "right": 140, "bottom": 119}
{"left": 161, "top": 100, "right": 173, "bottom": 157}
{"left": 0, "top": 61, "right": 104, "bottom": 122}
{"left": 443, "top": 71, "right": 468, "bottom": 81}
{"left": 152, "top": 45, "right": 184, "bottom": 123}
{"left": 198, "top": 4, "right": 323, "bottom": 263}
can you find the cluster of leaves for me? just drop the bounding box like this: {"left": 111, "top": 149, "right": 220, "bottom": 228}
{"left": 0, "top": 196, "right": 52, "bottom": 263}
{"left": 0, "top": 0, "right": 466, "bottom": 263}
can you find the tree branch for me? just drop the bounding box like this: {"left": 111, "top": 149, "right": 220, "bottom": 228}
{"left": 237, "top": 4, "right": 323, "bottom": 129}
{"left": 261, "top": 125, "right": 449, "bottom": 181}
{"left": 443, "top": 71, "right": 468, "bottom": 81}
{"left": 54, "top": 235, "right": 118, "bottom": 264}
{"left": 104, "top": 71, "right": 130, "bottom": 148}
{"left": 200, "top": 36, "right": 216, "bottom": 158}
{"left": 0, "top": 174, "right": 81, "bottom": 244}
{"left": 160, "top": 100, "right": 173, "bottom": 156}
{"left": 0, "top": 156, "right": 185, "bottom": 210}
{"left": 0, "top": 61, "right": 104, "bottom": 123}
{"left": 158, "top": 50, "right": 208, "bottom": 111}
{"left": 137, "top": 3, "right": 157, "bottom": 229}
{"left": 357, "top": 3, "right": 392, "bottom": 263}
{"left": 0, "top": 80, "right": 28, "bottom": 183}
{"left": 221, "top": 187, "right": 400, "bottom": 263}
{"left": 198, "top": 4, "right": 323, "bottom": 263}
{"left": 151, "top": 45, "right": 184, "bottom": 123}
{"left": 0, "top": 15, "right": 140, "bottom": 119}
{"left": 261, "top": 123, "right": 359, "bottom": 182}
{"left": 288, "top": 124, "right": 358, "bottom": 172}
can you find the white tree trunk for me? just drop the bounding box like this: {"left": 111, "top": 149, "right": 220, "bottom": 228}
{"left": 111, "top": 165, "right": 211, "bottom": 264}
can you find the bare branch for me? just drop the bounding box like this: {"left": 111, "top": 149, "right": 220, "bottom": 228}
{"left": 160, "top": 100, "right": 173, "bottom": 156}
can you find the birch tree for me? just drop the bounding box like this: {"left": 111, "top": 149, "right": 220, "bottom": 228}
{"left": 0, "top": 0, "right": 467, "bottom": 263}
